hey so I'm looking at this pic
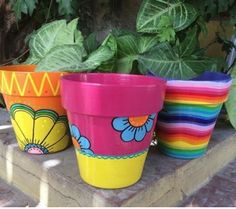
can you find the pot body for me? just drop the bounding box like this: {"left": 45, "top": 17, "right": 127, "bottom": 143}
{"left": 61, "top": 73, "right": 166, "bottom": 188}
{"left": 0, "top": 65, "right": 70, "bottom": 154}
{"left": 156, "top": 72, "right": 232, "bottom": 159}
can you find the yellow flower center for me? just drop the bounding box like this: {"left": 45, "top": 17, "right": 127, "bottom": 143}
{"left": 129, "top": 116, "right": 149, "bottom": 127}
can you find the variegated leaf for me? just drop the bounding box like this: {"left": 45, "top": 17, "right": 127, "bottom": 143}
{"left": 137, "top": 0, "right": 198, "bottom": 33}
{"left": 36, "top": 45, "right": 84, "bottom": 72}
{"left": 138, "top": 42, "right": 217, "bottom": 79}
{"left": 178, "top": 27, "right": 198, "bottom": 57}
{"left": 25, "top": 19, "right": 84, "bottom": 64}
{"left": 116, "top": 34, "right": 159, "bottom": 73}
{"left": 36, "top": 34, "right": 116, "bottom": 72}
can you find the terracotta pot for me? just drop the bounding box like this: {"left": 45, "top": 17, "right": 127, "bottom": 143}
{"left": 0, "top": 65, "right": 71, "bottom": 154}
{"left": 156, "top": 72, "right": 232, "bottom": 159}
{"left": 61, "top": 73, "right": 166, "bottom": 189}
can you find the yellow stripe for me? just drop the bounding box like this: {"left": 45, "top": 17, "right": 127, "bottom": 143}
{"left": 77, "top": 150, "right": 148, "bottom": 189}
{"left": 1, "top": 72, "right": 60, "bottom": 96}
{"left": 165, "top": 99, "right": 226, "bottom": 105}
{"left": 159, "top": 140, "right": 209, "bottom": 150}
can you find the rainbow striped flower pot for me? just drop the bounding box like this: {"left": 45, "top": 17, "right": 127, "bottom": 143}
{"left": 61, "top": 73, "right": 166, "bottom": 189}
{"left": 156, "top": 72, "right": 232, "bottom": 159}
{"left": 0, "top": 65, "right": 71, "bottom": 154}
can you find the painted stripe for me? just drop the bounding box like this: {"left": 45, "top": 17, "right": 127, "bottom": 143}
{"left": 157, "top": 121, "right": 215, "bottom": 131}
{"left": 167, "top": 80, "right": 232, "bottom": 89}
{"left": 158, "top": 140, "right": 208, "bottom": 150}
{"left": 157, "top": 133, "right": 211, "bottom": 143}
{"left": 77, "top": 148, "right": 149, "bottom": 159}
{"left": 158, "top": 113, "right": 217, "bottom": 125}
{"left": 158, "top": 143, "right": 207, "bottom": 159}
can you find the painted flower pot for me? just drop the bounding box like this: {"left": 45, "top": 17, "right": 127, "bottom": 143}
{"left": 61, "top": 73, "right": 166, "bottom": 189}
{"left": 0, "top": 65, "right": 70, "bottom": 154}
{"left": 156, "top": 72, "right": 232, "bottom": 159}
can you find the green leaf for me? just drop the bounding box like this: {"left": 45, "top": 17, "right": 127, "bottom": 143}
{"left": 10, "top": 0, "right": 38, "bottom": 20}
{"left": 36, "top": 34, "right": 116, "bottom": 72}
{"left": 196, "top": 16, "right": 208, "bottom": 36}
{"left": 156, "top": 15, "right": 176, "bottom": 42}
{"left": 225, "top": 66, "right": 236, "bottom": 129}
{"left": 25, "top": 0, "right": 38, "bottom": 16}
{"left": 111, "top": 29, "right": 137, "bottom": 37}
{"left": 84, "top": 33, "right": 99, "bottom": 54}
{"left": 178, "top": 27, "right": 198, "bottom": 57}
{"left": 56, "top": 0, "right": 74, "bottom": 16}
{"left": 98, "top": 34, "right": 118, "bottom": 72}
{"left": 138, "top": 42, "right": 217, "bottom": 79}
{"left": 25, "top": 19, "right": 85, "bottom": 64}
{"left": 117, "top": 35, "right": 139, "bottom": 57}
{"left": 116, "top": 57, "right": 137, "bottom": 73}
{"left": 136, "top": 0, "right": 198, "bottom": 33}
{"left": 36, "top": 45, "right": 84, "bottom": 72}
{"left": 10, "top": 0, "right": 28, "bottom": 20}
{"left": 158, "top": 27, "right": 176, "bottom": 42}
{"left": 102, "top": 34, "right": 117, "bottom": 52}
{"left": 115, "top": 34, "right": 159, "bottom": 73}
{"left": 116, "top": 35, "right": 139, "bottom": 73}
{"left": 138, "top": 35, "right": 159, "bottom": 53}
{"left": 82, "top": 46, "right": 114, "bottom": 71}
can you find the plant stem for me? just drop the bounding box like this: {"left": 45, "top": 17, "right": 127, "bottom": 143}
{"left": 0, "top": 49, "right": 29, "bottom": 66}
{"left": 46, "top": 0, "right": 54, "bottom": 23}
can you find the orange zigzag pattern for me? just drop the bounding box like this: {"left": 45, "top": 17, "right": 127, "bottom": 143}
{"left": 0, "top": 72, "right": 61, "bottom": 97}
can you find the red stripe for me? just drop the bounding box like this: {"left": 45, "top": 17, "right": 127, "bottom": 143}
{"left": 157, "top": 132, "right": 211, "bottom": 144}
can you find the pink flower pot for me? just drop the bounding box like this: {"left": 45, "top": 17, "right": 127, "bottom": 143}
{"left": 61, "top": 73, "right": 166, "bottom": 189}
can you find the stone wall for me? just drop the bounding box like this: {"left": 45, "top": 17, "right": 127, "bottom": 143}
{"left": 80, "top": 0, "right": 141, "bottom": 35}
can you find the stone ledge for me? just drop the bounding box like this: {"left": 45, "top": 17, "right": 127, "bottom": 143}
{"left": 0, "top": 177, "right": 35, "bottom": 207}
{"left": 0, "top": 109, "right": 236, "bottom": 206}
{"left": 182, "top": 157, "right": 236, "bottom": 206}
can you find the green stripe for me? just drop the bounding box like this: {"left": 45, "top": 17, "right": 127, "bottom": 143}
{"left": 10, "top": 103, "right": 34, "bottom": 119}
{"left": 158, "top": 143, "right": 207, "bottom": 155}
{"left": 164, "top": 102, "right": 222, "bottom": 112}
{"left": 35, "top": 109, "right": 59, "bottom": 121}
{"left": 163, "top": 103, "right": 222, "bottom": 118}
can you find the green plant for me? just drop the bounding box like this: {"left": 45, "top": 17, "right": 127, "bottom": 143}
{"left": 112, "top": 0, "right": 221, "bottom": 79}
{"left": 24, "top": 18, "right": 116, "bottom": 72}
{"left": 6, "top": 0, "right": 236, "bottom": 131}
{"left": 17, "top": 0, "right": 224, "bottom": 78}
{"left": 9, "top": 0, "right": 80, "bottom": 21}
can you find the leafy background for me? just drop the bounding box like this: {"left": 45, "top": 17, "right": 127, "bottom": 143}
{"left": 9, "top": 0, "right": 225, "bottom": 80}
{"left": 1, "top": 0, "right": 236, "bottom": 130}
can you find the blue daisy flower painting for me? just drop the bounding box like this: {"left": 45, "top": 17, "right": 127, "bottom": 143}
{"left": 112, "top": 113, "right": 156, "bottom": 142}
{"left": 69, "top": 124, "right": 93, "bottom": 154}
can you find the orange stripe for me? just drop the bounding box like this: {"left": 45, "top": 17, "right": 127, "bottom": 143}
{"left": 166, "top": 94, "right": 227, "bottom": 101}
{"left": 157, "top": 132, "right": 211, "bottom": 144}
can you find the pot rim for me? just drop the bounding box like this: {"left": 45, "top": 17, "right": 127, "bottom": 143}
{"left": 0, "top": 64, "right": 64, "bottom": 75}
{"left": 61, "top": 73, "right": 167, "bottom": 117}
{"left": 61, "top": 73, "right": 166, "bottom": 88}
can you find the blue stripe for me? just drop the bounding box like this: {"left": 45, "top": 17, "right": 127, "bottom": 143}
{"left": 158, "top": 112, "right": 218, "bottom": 125}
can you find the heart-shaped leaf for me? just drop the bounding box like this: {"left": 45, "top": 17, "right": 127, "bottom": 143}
{"left": 25, "top": 18, "right": 85, "bottom": 64}
{"left": 138, "top": 42, "right": 218, "bottom": 79}
{"left": 36, "top": 45, "right": 84, "bottom": 72}
{"left": 36, "top": 34, "right": 117, "bottom": 72}
{"left": 137, "top": 0, "right": 198, "bottom": 33}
